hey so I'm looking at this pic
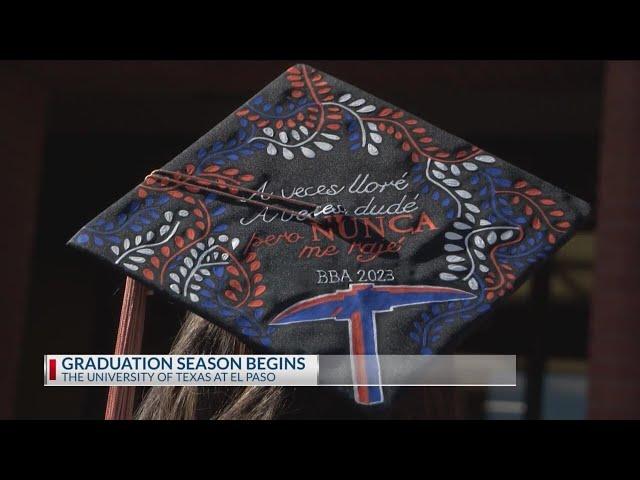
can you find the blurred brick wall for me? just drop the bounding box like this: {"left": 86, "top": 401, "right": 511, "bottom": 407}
{"left": 589, "top": 61, "right": 640, "bottom": 418}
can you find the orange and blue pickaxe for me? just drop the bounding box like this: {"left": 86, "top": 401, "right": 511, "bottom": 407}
{"left": 270, "top": 283, "right": 475, "bottom": 405}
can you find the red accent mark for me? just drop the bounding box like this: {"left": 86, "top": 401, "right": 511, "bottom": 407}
{"left": 49, "top": 359, "right": 56, "bottom": 381}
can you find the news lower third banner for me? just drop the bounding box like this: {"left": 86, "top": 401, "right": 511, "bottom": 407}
{"left": 44, "top": 355, "right": 516, "bottom": 387}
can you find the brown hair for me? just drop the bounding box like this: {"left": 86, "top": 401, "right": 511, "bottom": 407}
{"left": 136, "top": 312, "right": 468, "bottom": 420}
{"left": 136, "top": 312, "right": 288, "bottom": 420}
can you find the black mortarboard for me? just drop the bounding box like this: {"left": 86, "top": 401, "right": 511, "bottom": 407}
{"left": 69, "top": 64, "right": 590, "bottom": 416}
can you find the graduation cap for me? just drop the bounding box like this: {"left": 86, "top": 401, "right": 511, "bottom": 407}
{"left": 69, "top": 64, "right": 590, "bottom": 418}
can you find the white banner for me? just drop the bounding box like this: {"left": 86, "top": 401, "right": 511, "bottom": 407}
{"left": 44, "top": 355, "right": 319, "bottom": 386}
{"left": 44, "top": 354, "right": 516, "bottom": 387}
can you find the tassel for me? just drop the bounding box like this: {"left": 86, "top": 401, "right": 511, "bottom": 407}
{"left": 105, "top": 277, "right": 147, "bottom": 420}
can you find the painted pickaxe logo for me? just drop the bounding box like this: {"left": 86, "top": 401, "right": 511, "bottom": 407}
{"left": 270, "top": 283, "right": 476, "bottom": 405}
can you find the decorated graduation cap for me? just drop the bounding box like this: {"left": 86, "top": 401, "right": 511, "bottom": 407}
{"left": 69, "top": 64, "right": 590, "bottom": 417}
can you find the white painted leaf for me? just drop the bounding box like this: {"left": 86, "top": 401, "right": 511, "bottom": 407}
{"left": 267, "top": 143, "right": 277, "bottom": 156}
{"left": 321, "top": 133, "right": 340, "bottom": 141}
{"left": 178, "top": 210, "right": 189, "bottom": 217}
{"left": 487, "top": 231, "right": 497, "bottom": 245}
{"left": 357, "top": 105, "right": 376, "bottom": 113}
{"left": 432, "top": 170, "right": 445, "bottom": 180}
{"left": 500, "top": 230, "right": 514, "bottom": 241}
{"left": 479, "top": 264, "right": 490, "bottom": 273}
{"left": 164, "top": 211, "right": 173, "bottom": 222}
{"left": 475, "top": 155, "right": 496, "bottom": 163}
{"left": 146, "top": 231, "right": 154, "bottom": 241}
{"left": 367, "top": 122, "right": 378, "bottom": 131}
{"left": 314, "top": 142, "right": 333, "bottom": 151}
{"left": 479, "top": 219, "right": 492, "bottom": 226}
{"left": 160, "top": 225, "right": 170, "bottom": 236}
{"left": 444, "top": 179, "right": 460, "bottom": 187}
{"left": 111, "top": 246, "right": 120, "bottom": 255}
{"left": 218, "top": 235, "right": 229, "bottom": 242}
{"left": 474, "top": 236, "right": 486, "bottom": 249}
{"left": 349, "top": 98, "right": 366, "bottom": 107}
{"left": 299, "top": 125, "right": 309, "bottom": 136}
{"left": 440, "top": 272, "right": 458, "bottom": 281}
{"left": 434, "top": 161, "right": 448, "bottom": 171}
{"left": 456, "top": 190, "right": 472, "bottom": 199}
{"left": 474, "top": 249, "right": 486, "bottom": 260}
{"left": 453, "top": 222, "right": 471, "bottom": 230}
{"left": 465, "top": 213, "right": 475, "bottom": 223}
{"left": 462, "top": 162, "right": 478, "bottom": 171}
{"left": 451, "top": 165, "right": 461, "bottom": 176}
{"left": 468, "top": 278, "right": 479, "bottom": 290}
{"left": 282, "top": 147, "right": 294, "bottom": 160}
{"left": 301, "top": 147, "right": 315, "bottom": 158}
{"left": 170, "top": 273, "right": 180, "bottom": 283}
{"left": 445, "top": 244, "right": 464, "bottom": 252}
{"left": 189, "top": 293, "right": 199, "bottom": 302}
{"left": 338, "top": 93, "right": 352, "bottom": 103}
{"left": 184, "top": 257, "right": 194, "bottom": 269}
{"left": 179, "top": 266, "right": 188, "bottom": 277}
{"left": 445, "top": 232, "right": 463, "bottom": 240}
{"left": 170, "top": 284, "right": 180, "bottom": 294}
{"left": 447, "top": 255, "right": 466, "bottom": 263}
{"left": 449, "top": 264, "right": 468, "bottom": 272}
{"left": 231, "top": 238, "right": 240, "bottom": 250}
{"left": 465, "top": 203, "right": 480, "bottom": 213}
{"left": 123, "top": 263, "right": 138, "bottom": 271}
{"left": 291, "top": 130, "right": 300, "bottom": 141}
{"left": 367, "top": 144, "right": 379, "bottom": 156}
{"left": 138, "top": 248, "right": 154, "bottom": 255}
{"left": 123, "top": 238, "right": 130, "bottom": 249}
{"left": 370, "top": 133, "right": 382, "bottom": 144}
